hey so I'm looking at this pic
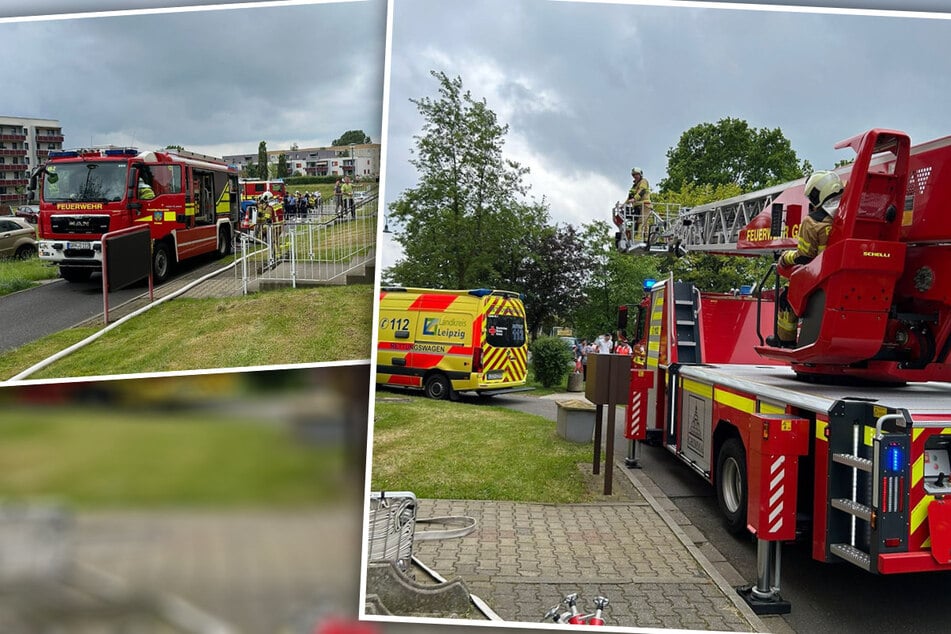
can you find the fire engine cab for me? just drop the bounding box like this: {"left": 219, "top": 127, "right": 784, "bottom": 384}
{"left": 620, "top": 129, "right": 951, "bottom": 613}
{"left": 31, "top": 147, "right": 239, "bottom": 283}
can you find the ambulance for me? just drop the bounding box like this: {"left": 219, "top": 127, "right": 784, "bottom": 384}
{"left": 376, "top": 287, "right": 528, "bottom": 399}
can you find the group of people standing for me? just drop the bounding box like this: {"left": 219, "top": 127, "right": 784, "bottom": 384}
{"left": 284, "top": 191, "right": 322, "bottom": 217}
{"left": 572, "top": 331, "right": 634, "bottom": 380}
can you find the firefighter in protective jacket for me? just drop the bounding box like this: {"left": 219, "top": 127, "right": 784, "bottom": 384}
{"left": 767, "top": 170, "right": 843, "bottom": 348}
{"left": 625, "top": 167, "right": 652, "bottom": 246}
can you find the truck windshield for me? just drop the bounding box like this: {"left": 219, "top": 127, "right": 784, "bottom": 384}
{"left": 486, "top": 315, "right": 526, "bottom": 348}
{"left": 42, "top": 162, "right": 128, "bottom": 203}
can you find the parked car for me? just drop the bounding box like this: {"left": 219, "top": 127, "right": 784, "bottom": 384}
{"left": 16, "top": 205, "right": 39, "bottom": 224}
{"left": 0, "top": 216, "right": 37, "bottom": 259}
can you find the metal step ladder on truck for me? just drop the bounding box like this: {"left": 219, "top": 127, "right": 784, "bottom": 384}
{"left": 621, "top": 129, "right": 951, "bottom": 614}
{"left": 30, "top": 147, "right": 239, "bottom": 284}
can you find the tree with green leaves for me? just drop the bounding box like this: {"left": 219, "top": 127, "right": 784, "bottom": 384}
{"left": 256, "top": 141, "right": 268, "bottom": 179}
{"left": 277, "top": 154, "right": 289, "bottom": 179}
{"left": 386, "top": 71, "right": 548, "bottom": 290}
{"left": 164, "top": 144, "right": 185, "bottom": 152}
{"left": 333, "top": 130, "right": 371, "bottom": 146}
{"left": 659, "top": 118, "right": 809, "bottom": 194}
{"left": 513, "top": 223, "right": 594, "bottom": 338}
{"left": 572, "top": 221, "right": 661, "bottom": 338}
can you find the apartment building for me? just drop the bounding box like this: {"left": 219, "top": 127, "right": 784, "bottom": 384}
{"left": 224, "top": 143, "right": 381, "bottom": 181}
{"left": 0, "top": 116, "right": 64, "bottom": 203}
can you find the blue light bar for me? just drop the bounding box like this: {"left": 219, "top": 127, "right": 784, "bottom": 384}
{"left": 104, "top": 148, "right": 139, "bottom": 157}
{"left": 886, "top": 444, "right": 903, "bottom": 472}
{"left": 468, "top": 288, "right": 493, "bottom": 297}
{"left": 48, "top": 150, "right": 78, "bottom": 158}
{"left": 643, "top": 278, "right": 657, "bottom": 291}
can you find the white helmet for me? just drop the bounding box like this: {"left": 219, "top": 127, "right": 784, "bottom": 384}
{"left": 804, "top": 171, "right": 843, "bottom": 213}
{"left": 631, "top": 167, "right": 643, "bottom": 177}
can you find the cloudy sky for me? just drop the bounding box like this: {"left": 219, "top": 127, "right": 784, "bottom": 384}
{"left": 4, "top": 0, "right": 950, "bottom": 274}
{"left": 0, "top": 0, "right": 386, "bottom": 157}
{"left": 380, "top": 0, "right": 951, "bottom": 269}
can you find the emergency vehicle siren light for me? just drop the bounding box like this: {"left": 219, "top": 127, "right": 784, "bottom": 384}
{"left": 48, "top": 151, "right": 79, "bottom": 158}
{"left": 643, "top": 279, "right": 657, "bottom": 291}
{"left": 468, "top": 289, "right": 493, "bottom": 297}
{"left": 886, "top": 444, "right": 903, "bottom": 472}
{"left": 104, "top": 148, "right": 139, "bottom": 157}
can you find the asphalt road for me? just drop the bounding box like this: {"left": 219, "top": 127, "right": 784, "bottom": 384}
{"left": 0, "top": 254, "right": 226, "bottom": 354}
{"left": 482, "top": 391, "right": 951, "bottom": 634}
{"left": 0, "top": 273, "right": 143, "bottom": 352}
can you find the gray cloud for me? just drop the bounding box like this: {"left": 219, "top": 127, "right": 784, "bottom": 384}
{"left": 1, "top": 1, "right": 386, "bottom": 155}
{"left": 384, "top": 0, "right": 951, "bottom": 239}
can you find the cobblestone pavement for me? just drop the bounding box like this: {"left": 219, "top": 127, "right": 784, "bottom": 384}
{"left": 409, "top": 466, "right": 766, "bottom": 632}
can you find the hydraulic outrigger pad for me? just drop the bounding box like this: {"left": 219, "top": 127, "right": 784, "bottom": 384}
{"left": 735, "top": 584, "right": 791, "bottom": 615}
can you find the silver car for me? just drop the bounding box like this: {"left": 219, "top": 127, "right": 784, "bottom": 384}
{"left": 0, "top": 216, "right": 37, "bottom": 259}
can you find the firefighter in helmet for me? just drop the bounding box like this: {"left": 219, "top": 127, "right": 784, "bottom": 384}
{"left": 624, "top": 167, "right": 652, "bottom": 250}
{"left": 766, "top": 170, "right": 843, "bottom": 348}
{"left": 137, "top": 178, "right": 155, "bottom": 200}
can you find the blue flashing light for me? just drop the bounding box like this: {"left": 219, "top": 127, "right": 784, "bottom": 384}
{"left": 468, "top": 288, "right": 493, "bottom": 297}
{"left": 643, "top": 278, "right": 657, "bottom": 292}
{"left": 48, "top": 150, "right": 78, "bottom": 158}
{"left": 886, "top": 444, "right": 903, "bottom": 472}
{"left": 739, "top": 284, "right": 754, "bottom": 296}
{"left": 104, "top": 148, "right": 138, "bottom": 157}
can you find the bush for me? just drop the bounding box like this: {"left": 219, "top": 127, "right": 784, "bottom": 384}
{"left": 530, "top": 336, "right": 573, "bottom": 388}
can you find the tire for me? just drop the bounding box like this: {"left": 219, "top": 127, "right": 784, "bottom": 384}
{"left": 60, "top": 266, "right": 91, "bottom": 283}
{"left": 152, "top": 241, "right": 172, "bottom": 284}
{"left": 424, "top": 373, "right": 452, "bottom": 400}
{"left": 715, "top": 437, "right": 749, "bottom": 535}
{"left": 15, "top": 244, "right": 36, "bottom": 259}
{"left": 218, "top": 226, "right": 233, "bottom": 256}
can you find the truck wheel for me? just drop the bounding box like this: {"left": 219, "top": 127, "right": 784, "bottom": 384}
{"left": 218, "top": 226, "right": 233, "bottom": 256}
{"left": 152, "top": 241, "right": 172, "bottom": 284}
{"left": 716, "top": 438, "right": 749, "bottom": 535}
{"left": 60, "top": 266, "right": 91, "bottom": 283}
{"left": 424, "top": 373, "right": 452, "bottom": 400}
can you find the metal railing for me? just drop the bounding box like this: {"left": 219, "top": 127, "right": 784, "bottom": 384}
{"left": 234, "top": 193, "right": 377, "bottom": 293}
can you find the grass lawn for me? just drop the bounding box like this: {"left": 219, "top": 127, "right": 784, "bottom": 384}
{"left": 370, "top": 393, "right": 594, "bottom": 503}
{"left": 0, "top": 256, "right": 59, "bottom": 297}
{"left": 0, "top": 406, "right": 343, "bottom": 508}
{"left": 0, "top": 284, "right": 373, "bottom": 380}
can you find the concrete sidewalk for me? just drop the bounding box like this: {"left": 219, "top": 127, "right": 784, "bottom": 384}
{"left": 412, "top": 463, "right": 767, "bottom": 631}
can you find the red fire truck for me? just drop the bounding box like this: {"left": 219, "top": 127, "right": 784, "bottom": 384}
{"left": 622, "top": 129, "right": 951, "bottom": 613}
{"left": 239, "top": 178, "right": 286, "bottom": 201}
{"left": 31, "top": 147, "right": 239, "bottom": 283}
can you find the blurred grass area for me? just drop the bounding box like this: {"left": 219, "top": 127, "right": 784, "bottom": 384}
{"left": 0, "top": 406, "right": 349, "bottom": 509}
{"left": 0, "top": 284, "right": 373, "bottom": 380}
{"left": 371, "top": 394, "right": 592, "bottom": 503}
{"left": 0, "top": 257, "right": 59, "bottom": 297}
